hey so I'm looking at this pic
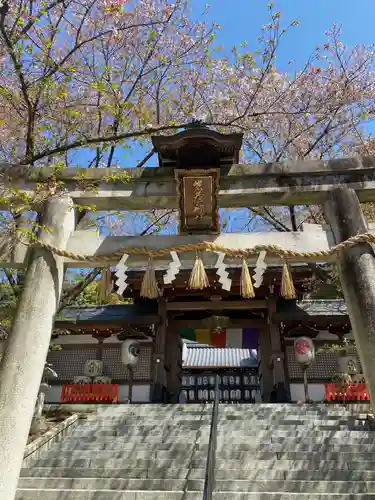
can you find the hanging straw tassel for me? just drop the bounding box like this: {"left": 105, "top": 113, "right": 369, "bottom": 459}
{"left": 240, "top": 258, "right": 255, "bottom": 298}
{"left": 141, "top": 260, "right": 159, "bottom": 299}
{"left": 281, "top": 261, "right": 296, "bottom": 299}
{"left": 98, "top": 267, "right": 113, "bottom": 302}
{"left": 188, "top": 254, "right": 210, "bottom": 289}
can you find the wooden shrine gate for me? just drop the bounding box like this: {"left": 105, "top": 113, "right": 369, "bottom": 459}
{"left": 2, "top": 128, "right": 375, "bottom": 499}
{"left": 325, "top": 383, "right": 370, "bottom": 402}
{"left": 60, "top": 383, "right": 119, "bottom": 403}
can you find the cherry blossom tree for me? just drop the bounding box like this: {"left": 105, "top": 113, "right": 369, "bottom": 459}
{"left": 1, "top": 0, "right": 375, "bottom": 300}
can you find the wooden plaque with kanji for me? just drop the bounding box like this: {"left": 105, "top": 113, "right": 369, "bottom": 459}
{"left": 175, "top": 169, "right": 219, "bottom": 234}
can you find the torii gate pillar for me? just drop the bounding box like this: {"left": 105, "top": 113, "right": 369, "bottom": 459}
{"left": 0, "top": 195, "right": 75, "bottom": 500}
{"left": 325, "top": 187, "right": 375, "bottom": 404}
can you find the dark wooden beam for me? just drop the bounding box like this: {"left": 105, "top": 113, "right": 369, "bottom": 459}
{"left": 166, "top": 300, "right": 267, "bottom": 311}
{"left": 170, "top": 318, "right": 265, "bottom": 329}
{"left": 56, "top": 315, "right": 160, "bottom": 328}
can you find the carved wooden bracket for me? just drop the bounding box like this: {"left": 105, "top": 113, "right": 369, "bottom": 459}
{"left": 175, "top": 169, "right": 220, "bottom": 234}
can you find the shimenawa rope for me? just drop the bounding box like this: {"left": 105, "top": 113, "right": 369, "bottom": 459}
{"left": 30, "top": 231, "right": 375, "bottom": 262}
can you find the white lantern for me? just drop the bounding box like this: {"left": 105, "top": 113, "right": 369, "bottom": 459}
{"left": 294, "top": 337, "right": 315, "bottom": 366}
{"left": 121, "top": 339, "right": 141, "bottom": 367}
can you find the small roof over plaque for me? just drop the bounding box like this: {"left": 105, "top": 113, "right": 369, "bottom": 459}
{"left": 151, "top": 124, "right": 243, "bottom": 168}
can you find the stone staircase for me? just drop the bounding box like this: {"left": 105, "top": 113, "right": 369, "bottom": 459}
{"left": 17, "top": 403, "right": 375, "bottom": 499}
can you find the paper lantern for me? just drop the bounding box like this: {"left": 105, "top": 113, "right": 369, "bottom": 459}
{"left": 121, "top": 339, "right": 141, "bottom": 367}
{"left": 294, "top": 337, "right": 315, "bottom": 366}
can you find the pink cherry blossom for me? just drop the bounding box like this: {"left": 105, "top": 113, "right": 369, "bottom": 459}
{"left": 0, "top": 2, "right": 373, "bottom": 170}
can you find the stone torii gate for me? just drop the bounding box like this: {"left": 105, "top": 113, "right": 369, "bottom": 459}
{"left": 2, "top": 141, "right": 375, "bottom": 498}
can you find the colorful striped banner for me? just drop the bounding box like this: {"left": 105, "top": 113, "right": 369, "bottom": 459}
{"left": 179, "top": 328, "right": 259, "bottom": 349}
{"left": 195, "top": 329, "right": 211, "bottom": 345}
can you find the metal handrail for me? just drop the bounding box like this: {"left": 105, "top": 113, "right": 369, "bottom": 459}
{"left": 203, "top": 374, "right": 220, "bottom": 500}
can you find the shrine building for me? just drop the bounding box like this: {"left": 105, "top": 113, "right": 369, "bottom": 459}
{"left": 43, "top": 127, "right": 358, "bottom": 405}
{"left": 45, "top": 290, "right": 354, "bottom": 405}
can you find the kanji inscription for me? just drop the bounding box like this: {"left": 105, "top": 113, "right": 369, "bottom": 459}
{"left": 175, "top": 169, "right": 219, "bottom": 234}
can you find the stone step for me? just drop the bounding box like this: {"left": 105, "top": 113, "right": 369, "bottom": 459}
{"left": 48, "top": 439, "right": 375, "bottom": 459}
{"left": 48, "top": 442, "right": 198, "bottom": 458}
{"left": 80, "top": 417, "right": 211, "bottom": 423}
{"left": 79, "top": 419, "right": 211, "bottom": 431}
{"left": 220, "top": 403, "right": 359, "bottom": 410}
{"left": 75, "top": 424, "right": 210, "bottom": 434}
{"left": 18, "top": 478, "right": 190, "bottom": 491}
{"left": 72, "top": 426, "right": 369, "bottom": 438}
{"left": 73, "top": 425, "right": 206, "bottom": 433}
{"left": 219, "top": 411, "right": 355, "bottom": 416}
{"left": 76, "top": 420, "right": 211, "bottom": 432}
{"left": 217, "top": 414, "right": 357, "bottom": 420}
{"left": 218, "top": 414, "right": 365, "bottom": 421}
{"left": 214, "top": 423, "right": 369, "bottom": 429}
{"left": 219, "top": 408, "right": 357, "bottom": 414}
{"left": 86, "top": 412, "right": 353, "bottom": 420}
{"left": 20, "top": 467, "right": 375, "bottom": 482}
{"left": 207, "top": 443, "right": 375, "bottom": 453}
{"left": 75, "top": 423, "right": 368, "bottom": 434}
{"left": 268, "top": 436, "right": 375, "bottom": 444}
{"left": 215, "top": 434, "right": 375, "bottom": 442}
{"left": 54, "top": 440, "right": 208, "bottom": 451}
{"left": 210, "top": 480, "right": 374, "bottom": 493}
{"left": 52, "top": 436, "right": 375, "bottom": 450}
{"left": 219, "top": 419, "right": 367, "bottom": 425}
{"left": 20, "top": 467, "right": 197, "bottom": 479}
{"left": 84, "top": 411, "right": 211, "bottom": 419}
{"left": 15, "top": 492, "right": 375, "bottom": 500}
{"left": 214, "top": 430, "right": 375, "bottom": 438}
{"left": 17, "top": 477, "right": 375, "bottom": 494}
{"left": 194, "top": 450, "right": 375, "bottom": 461}
{"left": 29, "top": 457, "right": 201, "bottom": 469}
{"left": 16, "top": 490, "right": 197, "bottom": 500}
{"left": 40, "top": 449, "right": 197, "bottom": 461}
{"left": 61, "top": 433, "right": 203, "bottom": 444}
{"left": 29, "top": 456, "right": 375, "bottom": 470}
{"left": 198, "top": 459, "right": 375, "bottom": 470}
{"left": 211, "top": 496, "right": 375, "bottom": 500}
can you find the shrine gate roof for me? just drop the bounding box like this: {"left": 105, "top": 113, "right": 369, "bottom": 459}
{"left": 56, "top": 302, "right": 158, "bottom": 325}
{"left": 275, "top": 299, "right": 348, "bottom": 323}
{"left": 182, "top": 342, "right": 258, "bottom": 369}
{"left": 55, "top": 299, "right": 349, "bottom": 327}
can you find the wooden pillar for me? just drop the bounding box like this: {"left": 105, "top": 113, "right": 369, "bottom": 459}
{"left": 324, "top": 187, "right": 375, "bottom": 404}
{"left": 267, "top": 296, "right": 286, "bottom": 388}
{"left": 165, "top": 325, "right": 182, "bottom": 402}
{"left": 258, "top": 325, "right": 273, "bottom": 402}
{"left": 151, "top": 298, "right": 167, "bottom": 403}
{"left": 0, "top": 195, "right": 74, "bottom": 500}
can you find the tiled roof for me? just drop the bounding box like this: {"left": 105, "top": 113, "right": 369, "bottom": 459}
{"left": 295, "top": 299, "right": 347, "bottom": 316}
{"left": 276, "top": 299, "right": 348, "bottom": 320}
{"left": 56, "top": 303, "right": 158, "bottom": 324}
{"left": 182, "top": 344, "right": 257, "bottom": 369}
{"left": 55, "top": 299, "right": 348, "bottom": 325}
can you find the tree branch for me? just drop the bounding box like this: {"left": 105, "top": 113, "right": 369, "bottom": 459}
{"left": 58, "top": 268, "right": 101, "bottom": 312}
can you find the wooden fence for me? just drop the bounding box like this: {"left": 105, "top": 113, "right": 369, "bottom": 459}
{"left": 325, "top": 383, "right": 370, "bottom": 401}
{"left": 60, "top": 383, "right": 119, "bottom": 403}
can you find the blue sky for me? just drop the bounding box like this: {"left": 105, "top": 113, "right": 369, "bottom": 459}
{"left": 191, "top": 0, "right": 374, "bottom": 70}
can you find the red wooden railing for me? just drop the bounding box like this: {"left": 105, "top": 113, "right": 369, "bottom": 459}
{"left": 325, "top": 383, "right": 370, "bottom": 402}
{"left": 60, "top": 383, "right": 119, "bottom": 403}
